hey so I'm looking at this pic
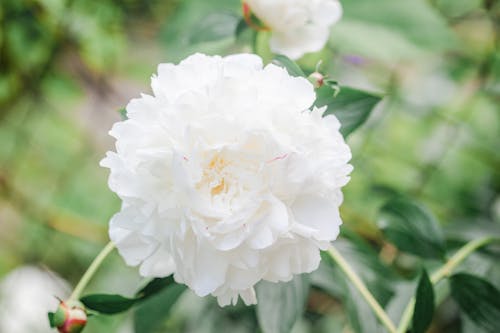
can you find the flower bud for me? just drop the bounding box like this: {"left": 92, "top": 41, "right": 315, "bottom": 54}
{"left": 49, "top": 301, "right": 87, "bottom": 333}
{"left": 308, "top": 72, "right": 325, "bottom": 88}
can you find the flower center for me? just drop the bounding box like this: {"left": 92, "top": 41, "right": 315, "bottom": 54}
{"left": 211, "top": 178, "right": 226, "bottom": 196}
{"left": 204, "top": 153, "right": 230, "bottom": 197}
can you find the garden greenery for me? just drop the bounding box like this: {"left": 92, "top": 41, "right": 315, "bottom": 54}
{"left": 0, "top": 1, "right": 498, "bottom": 333}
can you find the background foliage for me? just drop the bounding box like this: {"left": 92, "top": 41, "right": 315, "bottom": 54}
{"left": 0, "top": 0, "right": 499, "bottom": 332}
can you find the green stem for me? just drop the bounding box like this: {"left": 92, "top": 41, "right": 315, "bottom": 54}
{"left": 69, "top": 241, "right": 115, "bottom": 301}
{"left": 328, "top": 246, "right": 398, "bottom": 333}
{"left": 397, "top": 237, "right": 497, "bottom": 333}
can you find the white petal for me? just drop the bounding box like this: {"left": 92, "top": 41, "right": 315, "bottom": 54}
{"left": 189, "top": 241, "right": 228, "bottom": 296}
{"left": 270, "top": 25, "right": 330, "bottom": 60}
{"left": 139, "top": 244, "right": 176, "bottom": 277}
{"left": 314, "top": 0, "right": 343, "bottom": 26}
{"left": 247, "top": 197, "right": 289, "bottom": 249}
{"left": 292, "top": 195, "right": 342, "bottom": 241}
{"left": 239, "top": 287, "right": 257, "bottom": 305}
{"left": 264, "top": 238, "right": 321, "bottom": 282}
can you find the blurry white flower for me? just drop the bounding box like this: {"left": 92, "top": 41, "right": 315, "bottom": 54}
{"left": 243, "top": 0, "right": 342, "bottom": 59}
{"left": 102, "top": 53, "right": 352, "bottom": 306}
{"left": 0, "top": 266, "right": 70, "bottom": 333}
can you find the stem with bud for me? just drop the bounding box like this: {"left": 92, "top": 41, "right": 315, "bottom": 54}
{"left": 69, "top": 241, "right": 115, "bottom": 301}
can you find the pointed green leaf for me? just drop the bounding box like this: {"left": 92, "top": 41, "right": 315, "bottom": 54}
{"left": 80, "top": 294, "right": 136, "bottom": 315}
{"left": 135, "top": 275, "right": 176, "bottom": 300}
{"left": 48, "top": 312, "right": 56, "bottom": 328}
{"left": 377, "top": 198, "right": 445, "bottom": 259}
{"left": 78, "top": 275, "right": 180, "bottom": 316}
{"left": 235, "top": 17, "right": 249, "bottom": 38}
{"left": 272, "top": 55, "right": 306, "bottom": 77}
{"left": 315, "top": 86, "right": 382, "bottom": 137}
{"left": 412, "top": 269, "right": 434, "bottom": 333}
{"left": 256, "top": 274, "right": 310, "bottom": 333}
{"left": 450, "top": 273, "right": 500, "bottom": 332}
{"left": 134, "top": 283, "right": 186, "bottom": 333}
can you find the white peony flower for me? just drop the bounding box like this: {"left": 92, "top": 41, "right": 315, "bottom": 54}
{"left": 101, "top": 53, "right": 352, "bottom": 306}
{"left": 243, "top": 0, "right": 342, "bottom": 59}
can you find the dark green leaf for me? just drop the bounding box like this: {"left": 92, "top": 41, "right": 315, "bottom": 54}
{"left": 450, "top": 273, "right": 500, "bottom": 332}
{"left": 256, "top": 274, "right": 310, "bottom": 333}
{"left": 377, "top": 198, "right": 445, "bottom": 259}
{"left": 134, "top": 283, "right": 186, "bottom": 333}
{"left": 48, "top": 312, "right": 56, "bottom": 328}
{"left": 80, "top": 294, "right": 136, "bottom": 315}
{"left": 235, "top": 17, "right": 249, "bottom": 38}
{"left": 412, "top": 269, "right": 434, "bottom": 333}
{"left": 79, "top": 275, "right": 181, "bottom": 317}
{"left": 272, "top": 55, "right": 306, "bottom": 77}
{"left": 315, "top": 86, "right": 382, "bottom": 137}
{"left": 135, "top": 275, "right": 176, "bottom": 300}
{"left": 188, "top": 12, "right": 239, "bottom": 44}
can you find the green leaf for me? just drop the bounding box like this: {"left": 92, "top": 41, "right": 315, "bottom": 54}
{"left": 315, "top": 86, "right": 382, "bottom": 137}
{"left": 134, "top": 283, "right": 186, "bottom": 333}
{"left": 256, "top": 274, "right": 310, "bottom": 333}
{"left": 235, "top": 17, "right": 249, "bottom": 38}
{"left": 48, "top": 312, "right": 56, "bottom": 328}
{"left": 272, "top": 54, "right": 306, "bottom": 77}
{"left": 377, "top": 198, "right": 445, "bottom": 259}
{"left": 450, "top": 273, "right": 500, "bottom": 332}
{"left": 135, "top": 275, "right": 176, "bottom": 300}
{"left": 188, "top": 12, "right": 239, "bottom": 44}
{"left": 79, "top": 275, "right": 181, "bottom": 316}
{"left": 80, "top": 294, "right": 136, "bottom": 315}
{"left": 412, "top": 269, "right": 434, "bottom": 333}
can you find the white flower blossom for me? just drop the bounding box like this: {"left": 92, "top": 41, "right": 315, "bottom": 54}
{"left": 101, "top": 53, "right": 352, "bottom": 306}
{"left": 244, "top": 0, "right": 342, "bottom": 59}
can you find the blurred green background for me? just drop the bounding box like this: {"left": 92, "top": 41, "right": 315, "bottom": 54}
{"left": 0, "top": 0, "right": 499, "bottom": 332}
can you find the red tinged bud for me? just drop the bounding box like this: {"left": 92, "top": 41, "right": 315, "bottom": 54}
{"left": 49, "top": 301, "right": 87, "bottom": 333}
{"left": 308, "top": 72, "right": 325, "bottom": 88}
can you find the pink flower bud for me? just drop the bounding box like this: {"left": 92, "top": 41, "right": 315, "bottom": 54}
{"left": 50, "top": 301, "right": 87, "bottom": 333}
{"left": 308, "top": 72, "right": 325, "bottom": 88}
